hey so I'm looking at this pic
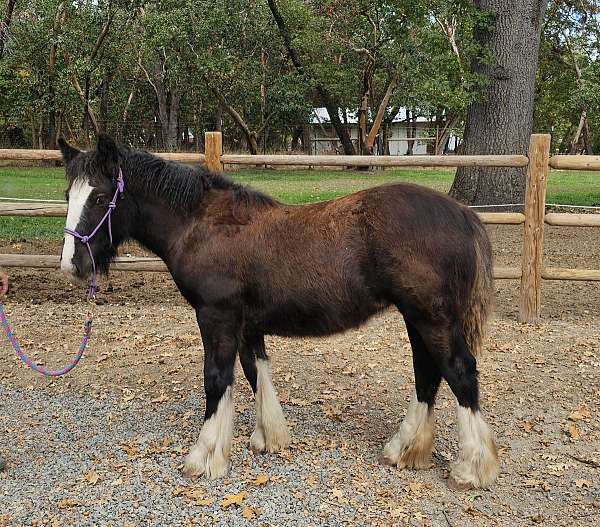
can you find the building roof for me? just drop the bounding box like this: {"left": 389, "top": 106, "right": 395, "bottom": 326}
{"left": 310, "top": 107, "right": 429, "bottom": 125}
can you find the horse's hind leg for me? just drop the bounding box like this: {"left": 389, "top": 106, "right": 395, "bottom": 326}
{"left": 418, "top": 319, "right": 499, "bottom": 489}
{"left": 382, "top": 319, "right": 441, "bottom": 469}
{"left": 239, "top": 332, "right": 290, "bottom": 453}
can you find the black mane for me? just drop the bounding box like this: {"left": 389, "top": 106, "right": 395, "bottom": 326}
{"left": 68, "top": 146, "right": 278, "bottom": 214}
{"left": 122, "top": 148, "right": 278, "bottom": 213}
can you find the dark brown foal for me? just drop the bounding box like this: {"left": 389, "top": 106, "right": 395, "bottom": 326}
{"left": 58, "top": 135, "right": 499, "bottom": 488}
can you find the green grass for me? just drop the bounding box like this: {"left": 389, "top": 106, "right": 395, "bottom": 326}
{"left": 1, "top": 166, "right": 599, "bottom": 240}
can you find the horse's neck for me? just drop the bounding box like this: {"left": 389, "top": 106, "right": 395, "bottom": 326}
{"left": 128, "top": 197, "right": 188, "bottom": 263}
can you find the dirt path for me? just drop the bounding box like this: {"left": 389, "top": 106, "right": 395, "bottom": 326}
{"left": 0, "top": 225, "right": 598, "bottom": 526}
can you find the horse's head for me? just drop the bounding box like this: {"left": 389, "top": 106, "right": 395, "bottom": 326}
{"left": 59, "top": 134, "right": 124, "bottom": 283}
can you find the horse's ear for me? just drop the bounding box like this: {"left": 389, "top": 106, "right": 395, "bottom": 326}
{"left": 96, "top": 133, "right": 120, "bottom": 175}
{"left": 58, "top": 138, "right": 81, "bottom": 164}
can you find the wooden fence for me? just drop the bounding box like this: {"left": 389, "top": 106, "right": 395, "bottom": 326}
{"left": 0, "top": 132, "right": 598, "bottom": 323}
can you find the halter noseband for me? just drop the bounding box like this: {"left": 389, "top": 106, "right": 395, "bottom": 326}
{"left": 64, "top": 168, "right": 125, "bottom": 299}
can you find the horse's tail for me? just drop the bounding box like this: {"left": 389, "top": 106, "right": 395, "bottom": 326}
{"left": 462, "top": 218, "right": 494, "bottom": 357}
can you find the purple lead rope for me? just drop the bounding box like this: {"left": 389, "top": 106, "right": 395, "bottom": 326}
{"left": 1, "top": 168, "right": 125, "bottom": 377}
{"left": 0, "top": 302, "right": 92, "bottom": 377}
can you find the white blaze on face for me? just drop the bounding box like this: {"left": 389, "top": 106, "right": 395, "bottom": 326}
{"left": 61, "top": 178, "right": 94, "bottom": 274}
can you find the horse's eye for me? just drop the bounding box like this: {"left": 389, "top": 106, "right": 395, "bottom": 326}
{"left": 96, "top": 195, "right": 107, "bottom": 206}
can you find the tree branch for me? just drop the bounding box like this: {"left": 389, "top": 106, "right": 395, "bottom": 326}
{"left": 0, "top": 0, "right": 17, "bottom": 59}
{"left": 138, "top": 55, "right": 159, "bottom": 99}
{"left": 89, "top": 9, "right": 115, "bottom": 65}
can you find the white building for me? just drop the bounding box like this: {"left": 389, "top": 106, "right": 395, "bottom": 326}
{"left": 307, "top": 107, "right": 458, "bottom": 156}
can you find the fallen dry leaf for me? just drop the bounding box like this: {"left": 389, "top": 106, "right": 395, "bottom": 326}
{"left": 567, "top": 422, "right": 580, "bottom": 440}
{"left": 220, "top": 491, "right": 247, "bottom": 508}
{"left": 173, "top": 485, "right": 208, "bottom": 501}
{"left": 241, "top": 506, "right": 257, "bottom": 520}
{"left": 253, "top": 474, "right": 269, "bottom": 486}
{"left": 575, "top": 479, "right": 591, "bottom": 488}
{"left": 569, "top": 408, "right": 591, "bottom": 421}
{"left": 57, "top": 498, "right": 80, "bottom": 510}
{"left": 407, "top": 482, "right": 428, "bottom": 495}
{"left": 331, "top": 488, "right": 343, "bottom": 500}
{"left": 83, "top": 470, "right": 100, "bottom": 485}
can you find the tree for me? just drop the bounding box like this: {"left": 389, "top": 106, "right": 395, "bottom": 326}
{"left": 449, "top": 0, "right": 548, "bottom": 207}
{"left": 185, "top": 0, "right": 310, "bottom": 154}
{"left": 536, "top": 1, "right": 599, "bottom": 154}
{"left": 267, "top": 0, "right": 356, "bottom": 154}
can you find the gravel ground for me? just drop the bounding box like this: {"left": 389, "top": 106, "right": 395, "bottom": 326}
{"left": 0, "top": 225, "right": 599, "bottom": 526}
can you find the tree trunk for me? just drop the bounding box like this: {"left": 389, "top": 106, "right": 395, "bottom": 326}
{"left": 98, "top": 78, "right": 109, "bottom": 134}
{"left": 406, "top": 110, "right": 415, "bottom": 156}
{"left": 150, "top": 59, "right": 179, "bottom": 151}
{"left": 215, "top": 104, "right": 222, "bottom": 133}
{"left": 449, "top": 0, "right": 547, "bottom": 207}
{"left": 207, "top": 81, "right": 259, "bottom": 154}
{"left": 565, "top": 36, "right": 593, "bottom": 155}
{"left": 165, "top": 92, "right": 180, "bottom": 151}
{"left": 0, "top": 0, "right": 16, "bottom": 59}
{"left": 383, "top": 123, "right": 390, "bottom": 155}
{"left": 357, "top": 61, "right": 373, "bottom": 155}
{"left": 46, "top": 2, "right": 66, "bottom": 148}
{"left": 291, "top": 126, "right": 303, "bottom": 151}
{"left": 435, "top": 115, "right": 459, "bottom": 155}
{"left": 30, "top": 112, "right": 38, "bottom": 149}
{"left": 367, "top": 74, "right": 398, "bottom": 151}
{"left": 570, "top": 110, "right": 586, "bottom": 154}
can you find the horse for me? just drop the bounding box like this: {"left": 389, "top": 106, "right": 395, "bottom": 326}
{"left": 58, "top": 134, "right": 499, "bottom": 489}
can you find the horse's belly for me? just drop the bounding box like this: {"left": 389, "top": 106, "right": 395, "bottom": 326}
{"left": 256, "top": 292, "right": 387, "bottom": 337}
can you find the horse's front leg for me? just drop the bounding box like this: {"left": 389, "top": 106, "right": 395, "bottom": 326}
{"left": 183, "top": 307, "right": 240, "bottom": 479}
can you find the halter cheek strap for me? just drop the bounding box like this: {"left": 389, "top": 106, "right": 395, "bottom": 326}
{"left": 64, "top": 168, "right": 125, "bottom": 299}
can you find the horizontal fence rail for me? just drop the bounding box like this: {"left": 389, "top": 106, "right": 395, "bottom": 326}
{"left": 0, "top": 203, "right": 525, "bottom": 226}
{"left": 0, "top": 254, "right": 167, "bottom": 272}
{"left": 0, "top": 203, "right": 67, "bottom": 216}
{"left": 549, "top": 155, "right": 600, "bottom": 171}
{"left": 1, "top": 131, "right": 599, "bottom": 323}
{"left": 0, "top": 255, "right": 527, "bottom": 282}
{"left": 220, "top": 154, "right": 530, "bottom": 168}
{"left": 542, "top": 267, "right": 600, "bottom": 281}
{"left": 544, "top": 213, "right": 600, "bottom": 227}
{"left": 0, "top": 149, "right": 206, "bottom": 164}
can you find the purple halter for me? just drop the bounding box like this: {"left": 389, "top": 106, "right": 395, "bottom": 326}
{"left": 64, "top": 168, "right": 125, "bottom": 298}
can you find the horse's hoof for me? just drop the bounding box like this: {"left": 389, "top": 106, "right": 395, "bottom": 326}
{"left": 447, "top": 474, "right": 475, "bottom": 491}
{"left": 183, "top": 445, "right": 229, "bottom": 480}
{"left": 379, "top": 451, "right": 433, "bottom": 470}
{"left": 250, "top": 427, "right": 266, "bottom": 453}
{"left": 381, "top": 432, "right": 434, "bottom": 470}
{"left": 449, "top": 456, "right": 499, "bottom": 489}
{"left": 250, "top": 423, "right": 290, "bottom": 454}
{"left": 379, "top": 453, "right": 397, "bottom": 467}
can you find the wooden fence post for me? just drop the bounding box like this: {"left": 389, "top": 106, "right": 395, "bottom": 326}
{"left": 204, "top": 131, "right": 223, "bottom": 172}
{"left": 519, "top": 134, "right": 551, "bottom": 323}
